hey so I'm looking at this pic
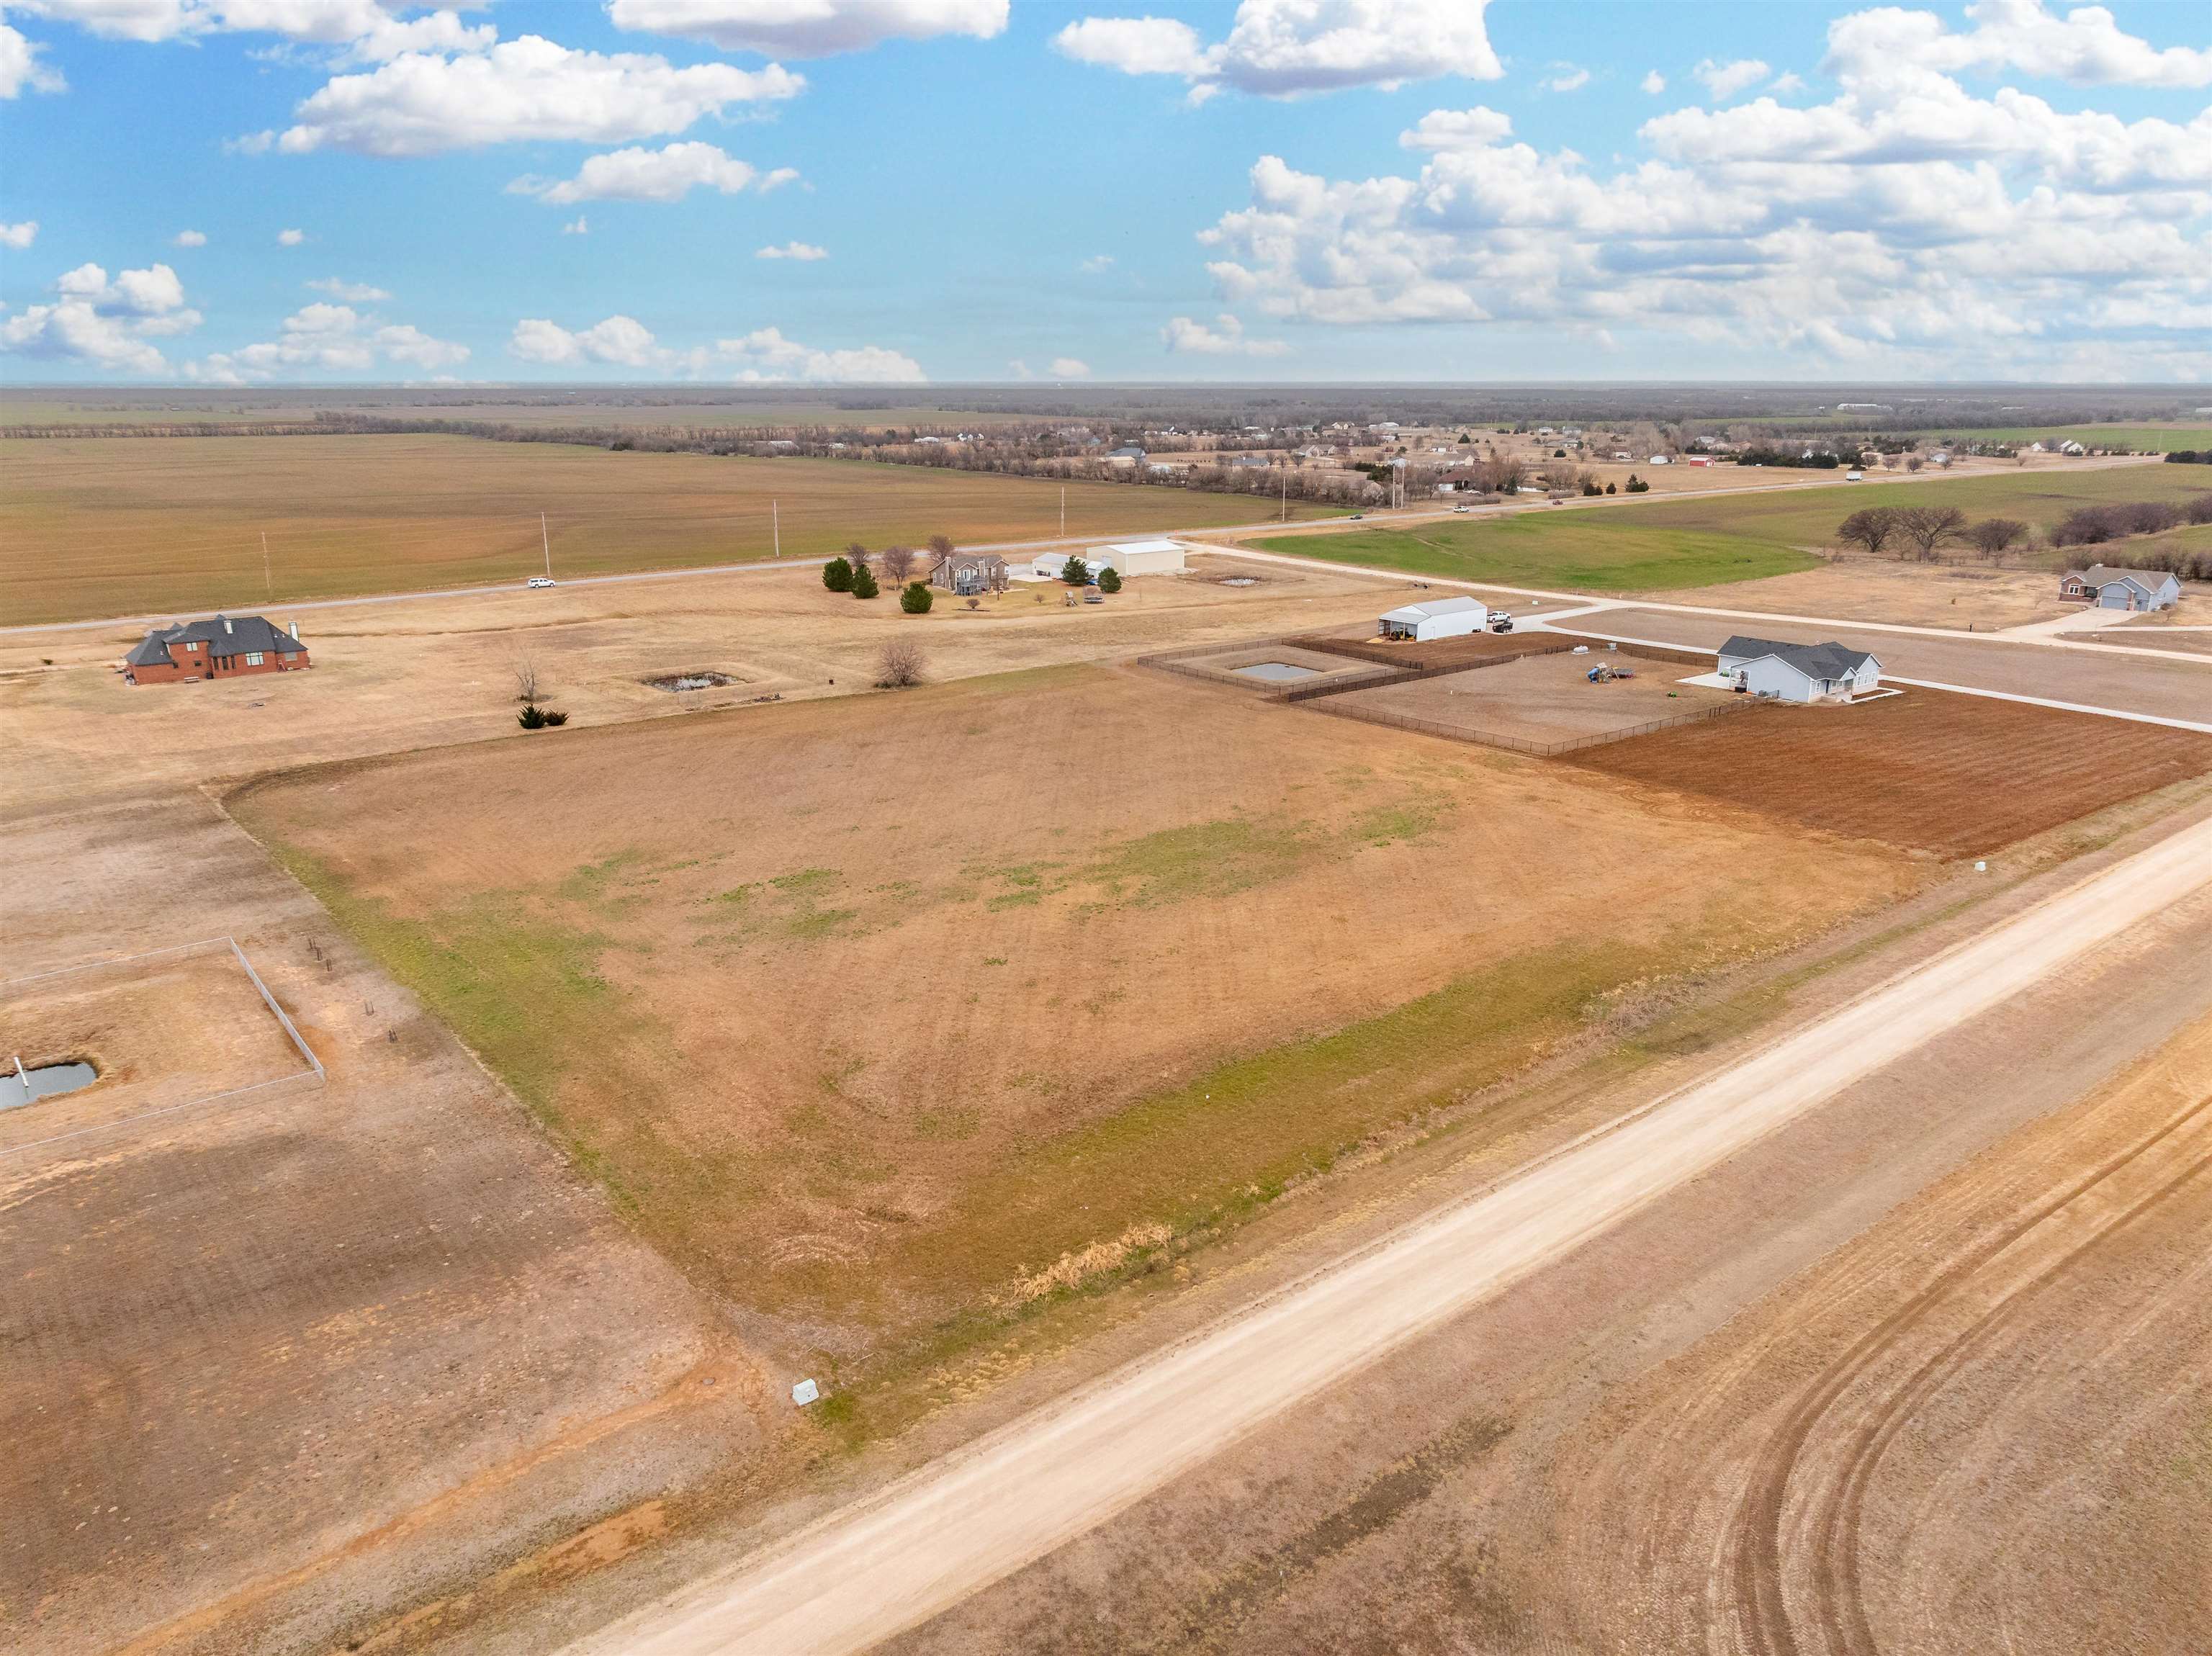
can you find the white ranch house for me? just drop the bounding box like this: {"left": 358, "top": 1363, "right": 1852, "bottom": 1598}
{"left": 1717, "top": 635, "right": 1883, "bottom": 703}
{"left": 2059, "top": 564, "right": 2182, "bottom": 611}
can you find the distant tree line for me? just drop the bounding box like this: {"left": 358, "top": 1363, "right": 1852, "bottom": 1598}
{"left": 1837, "top": 494, "right": 2212, "bottom": 578}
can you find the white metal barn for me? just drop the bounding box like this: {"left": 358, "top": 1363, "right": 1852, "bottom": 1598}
{"left": 1378, "top": 595, "right": 1489, "bottom": 641}
{"left": 1716, "top": 635, "right": 1882, "bottom": 703}
{"left": 1094, "top": 539, "right": 1188, "bottom": 577}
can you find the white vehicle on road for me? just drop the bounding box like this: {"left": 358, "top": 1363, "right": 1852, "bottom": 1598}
{"left": 1452, "top": 504, "right": 1473, "bottom": 513}
{"left": 528, "top": 577, "right": 557, "bottom": 589}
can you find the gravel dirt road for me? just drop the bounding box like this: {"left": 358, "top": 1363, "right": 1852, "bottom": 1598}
{"left": 561, "top": 811, "right": 2212, "bottom": 1656}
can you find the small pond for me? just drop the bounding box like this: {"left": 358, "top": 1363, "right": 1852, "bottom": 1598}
{"left": 645, "top": 671, "right": 737, "bottom": 693}
{"left": 2, "top": 1061, "right": 98, "bottom": 1110}
{"left": 1233, "top": 662, "right": 1321, "bottom": 683}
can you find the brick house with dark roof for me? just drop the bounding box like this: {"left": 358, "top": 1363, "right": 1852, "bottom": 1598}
{"left": 122, "top": 614, "right": 310, "bottom": 685}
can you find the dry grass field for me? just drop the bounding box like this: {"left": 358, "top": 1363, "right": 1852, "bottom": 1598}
{"left": 0, "top": 944, "right": 314, "bottom": 1150}
{"left": 228, "top": 664, "right": 1917, "bottom": 1372}
{"left": 0, "top": 433, "right": 1334, "bottom": 625}
{"left": 1569, "top": 689, "right": 2212, "bottom": 857}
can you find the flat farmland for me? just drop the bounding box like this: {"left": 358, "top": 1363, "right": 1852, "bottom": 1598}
{"left": 1568, "top": 690, "right": 2212, "bottom": 857}
{"left": 1244, "top": 462, "right": 2198, "bottom": 595}
{"left": 0, "top": 434, "right": 1336, "bottom": 625}
{"left": 228, "top": 664, "right": 1916, "bottom": 1370}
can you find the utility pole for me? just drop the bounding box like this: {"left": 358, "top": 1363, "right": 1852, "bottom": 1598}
{"left": 260, "top": 531, "right": 272, "bottom": 596}
{"left": 541, "top": 513, "right": 552, "bottom": 578}
{"left": 773, "top": 500, "right": 781, "bottom": 557}
{"left": 1060, "top": 486, "right": 1066, "bottom": 539}
{"left": 1280, "top": 468, "right": 1287, "bottom": 522}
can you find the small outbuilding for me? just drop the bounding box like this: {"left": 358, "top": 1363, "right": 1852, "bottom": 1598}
{"left": 929, "top": 550, "right": 1009, "bottom": 595}
{"left": 123, "top": 613, "right": 310, "bottom": 685}
{"left": 1093, "top": 539, "right": 1188, "bottom": 577}
{"left": 1716, "top": 634, "right": 1881, "bottom": 703}
{"left": 1378, "top": 595, "right": 1489, "bottom": 642}
{"left": 2059, "top": 564, "right": 2182, "bottom": 611}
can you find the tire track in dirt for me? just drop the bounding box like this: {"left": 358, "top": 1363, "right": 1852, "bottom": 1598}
{"left": 1727, "top": 1086, "right": 2212, "bottom": 1656}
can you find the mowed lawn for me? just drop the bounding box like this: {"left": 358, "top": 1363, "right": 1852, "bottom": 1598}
{"left": 230, "top": 665, "right": 1913, "bottom": 1367}
{"left": 0, "top": 433, "right": 1337, "bottom": 624}
{"left": 1251, "top": 463, "right": 2206, "bottom": 593}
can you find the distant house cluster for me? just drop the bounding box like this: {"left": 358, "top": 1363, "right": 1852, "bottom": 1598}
{"left": 123, "top": 614, "right": 310, "bottom": 685}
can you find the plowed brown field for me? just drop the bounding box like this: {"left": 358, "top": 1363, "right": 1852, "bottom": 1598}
{"left": 1567, "top": 688, "right": 2212, "bottom": 855}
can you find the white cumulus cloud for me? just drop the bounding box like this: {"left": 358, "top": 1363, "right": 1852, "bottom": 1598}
{"left": 1640, "top": 69, "right": 1665, "bottom": 95}
{"left": 1, "top": 260, "right": 201, "bottom": 374}
{"left": 719, "top": 326, "right": 924, "bottom": 382}
{"left": 276, "top": 35, "right": 802, "bottom": 156}
{"left": 189, "top": 300, "right": 468, "bottom": 382}
{"left": 1827, "top": 0, "right": 2212, "bottom": 89}
{"left": 510, "top": 316, "right": 923, "bottom": 382}
{"left": 172, "top": 228, "right": 207, "bottom": 246}
{"left": 1545, "top": 66, "right": 1591, "bottom": 94}
{"left": 510, "top": 143, "right": 797, "bottom": 205}
{"left": 277, "top": 228, "right": 305, "bottom": 245}
{"left": 1050, "top": 356, "right": 1091, "bottom": 378}
{"left": 1694, "top": 58, "right": 1770, "bottom": 102}
{"left": 756, "top": 240, "right": 828, "bottom": 260}
{"left": 1161, "top": 313, "right": 1288, "bottom": 356}
{"left": 562, "top": 215, "right": 588, "bottom": 235}
{"left": 1055, "top": 0, "right": 1501, "bottom": 99}
{"left": 9, "top": 1, "right": 495, "bottom": 62}
{"left": 1188, "top": 30, "right": 2212, "bottom": 379}
{"left": 608, "top": 0, "right": 1007, "bottom": 58}
{"left": 1, "top": 20, "right": 66, "bottom": 96}
{"left": 1, "top": 220, "right": 37, "bottom": 248}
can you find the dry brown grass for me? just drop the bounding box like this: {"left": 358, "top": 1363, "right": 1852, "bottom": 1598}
{"left": 228, "top": 663, "right": 1916, "bottom": 1357}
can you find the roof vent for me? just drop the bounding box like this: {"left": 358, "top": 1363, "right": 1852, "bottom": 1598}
{"left": 289, "top": 621, "right": 300, "bottom": 639}
{"left": 221, "top": 615, "right": 233, "bottom": 634}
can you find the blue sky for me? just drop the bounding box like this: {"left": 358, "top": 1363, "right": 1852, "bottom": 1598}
{"left": 2, "top": 1, "right": 2208, "bottom": 384}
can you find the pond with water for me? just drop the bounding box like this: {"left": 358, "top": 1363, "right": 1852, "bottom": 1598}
{"left": 1232, "top": 662, "right": 1321, "bottom": 683}
{"left": 2, "top": 1061, "right": 98, "bottom": 1110}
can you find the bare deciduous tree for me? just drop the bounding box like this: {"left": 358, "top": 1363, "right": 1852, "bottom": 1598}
{"left": 876, "top": 638, "right": 925, "bottom": 688}
{"left": 511, "top": 654, "right": 542, "bottom": 703}
{"left": 880, "top": 544, "right": 917, "bottom": 582}
{"left": 845, "top": 541, "right": 871, "bottom": 575}
{"left": 1898, "top": 505, "right": 1967, "bottom": 560}
{"left": 926, "top": 533, "right": 955, "bottom": 559}
{"left": 1966, "top": 518, "right": 2028, "bottom": 558}
{"left": 1837, "top": 507, "right": 1905, "bottom": 557}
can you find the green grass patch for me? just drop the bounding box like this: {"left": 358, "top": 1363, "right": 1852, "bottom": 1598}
{"left": 834, "top": 939, "right": 1658, "bottom": 1317}
{"left": 1254, "top": 515, "right": 1812, "bottom": 591}
{"left": 1253, "top": 463, "right": 2210, "bottom": 593}
{"left": 250, "top": 838, "right": 732, "bottom": 1230}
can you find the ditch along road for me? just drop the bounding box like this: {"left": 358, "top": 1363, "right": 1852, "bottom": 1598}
{"left": 563, "top": 811, "right": 2212, "bottom": 1656}
{"left": 5, "top": 457, "right": 2119, "bottom": 637}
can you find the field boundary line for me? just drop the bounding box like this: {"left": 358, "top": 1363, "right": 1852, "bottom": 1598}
{"left": 0, "top": 1068, "right": 323, "bottom": 1160}
{"left": 230, "top": 936, "right": 325, "bottom": 1079}
{"left": 1882, "top": 677, "right": 2212, "bottom": 734}
{"left": 1, "top": 934, "right": 233, "bottom": 988}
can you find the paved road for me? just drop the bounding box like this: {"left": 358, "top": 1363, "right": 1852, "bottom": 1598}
{"left": 562, "top": 812, "right": 2212, "bottom": 1656}
{"left": 11, "top": 457, "right": 2141, "bottom": 638}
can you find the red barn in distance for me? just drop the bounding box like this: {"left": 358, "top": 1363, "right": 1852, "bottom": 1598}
{"left": 122, "top": 614, "right": 311, "bottom": 685}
